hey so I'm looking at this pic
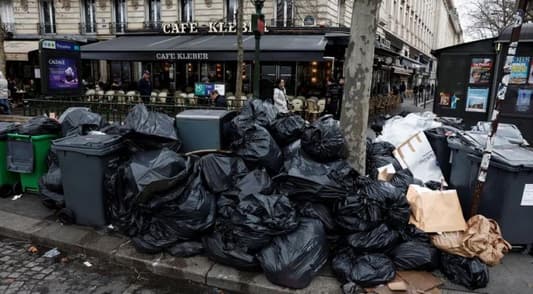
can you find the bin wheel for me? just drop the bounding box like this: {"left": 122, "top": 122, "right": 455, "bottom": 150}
{"left": 58, "top": 208, "right": 75, "bottom": 225}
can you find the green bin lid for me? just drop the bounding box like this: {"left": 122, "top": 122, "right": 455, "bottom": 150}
{"left": 52, "top": 134, "right": 123, "bottom": 156}
{"left": 491, "top": 146, "right": 533, "bottom": 170}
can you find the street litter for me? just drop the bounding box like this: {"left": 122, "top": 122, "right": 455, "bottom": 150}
{"left": 11, "top": 194, "right": 22, "bottom": 200}
{"left": 43, "top": 248, "right": 61, "bottom": 258}
{"left": 20, "top": 104, "right": 520, "bottom": 290}
{"left": 83, "top": 261, "right": 93, "bottom": 267}
{"left": 27, "top": 245, "right": 39, "bottom": 254}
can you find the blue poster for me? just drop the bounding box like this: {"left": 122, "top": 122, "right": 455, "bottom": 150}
{"left": 517, "top": 88, "right": 532, "bottom": 112}
{"left": 510, "top": 56, "right": 530, "bottom": 84}
{"left": 466, "top": 87, "right": 489, "bottom": 113}
{"left": 47, "top": 57, "right": 79, "bottom": 90}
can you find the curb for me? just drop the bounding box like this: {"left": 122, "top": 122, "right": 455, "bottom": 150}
{"left": 0, "top": 210, "right": 342, "bottom": 294}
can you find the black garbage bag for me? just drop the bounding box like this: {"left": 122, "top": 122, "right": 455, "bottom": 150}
{"left": 297, "top": 202, "right": 336, "bottom": 232}
{"left": 123, "top": 104, "right": 181, "bottom": 151}
{"left": 389, "top": 241, "right": 440, "bottom": 271}
{"left": 269, "top": 113, "right": 306, "bottom": 147}
{"left": 199, "top": 153, "right": 249, "bottom": 193}
{"left": 334, "top": 194, "right": 382, "bottom": 233}
{"left": 202, "top": 229, "right": 261, "bottom": 271}
{"left": 58, "top": 107, "right": 105, "bottom": 137}
{"left": 39, "top": 150, "right": 64, "bottom": 209}
{"left": 128, "top": 149, "right": 192, "bottom": 203}
{"left": 389, "top": 169, "right": 416, "bottom": 193}
{"left": 358, "top": 179, "right": 410, "bottom": 230}
{"left": 440, "top": 253, "right": 489, "bottom": 290}
{"left": 367, "top": 155, "right": 402, "bottom": 179}
{"left": 346, "top": 224, "right": 400, "bottom": 253}
{"left": 100, "top": 123, "right": 122, "bottom": 135}
{"left": 277, "top": 140, "right": 357, "bottom": 201}
{"left": 230, "top": 123, "right": 282, "bottom": 175}
{"left": 257, "top": 218, "right": 328, "bottom": 289}
{"left": 133, "top": 172, "right": 216, "bottom": 253}
{"left": 231, "top": 193, "right": 299, "bottom": 252}
{"left": 167, "top": 241, "right": 204, "bottom": 257}
{"left": 425, "top": 180, "right": 444, "bottom": 190}
{"left": 0, "top": 122, "right": 17, "bottom": 140}
{"left": 17, "top": 116, "right": 61, "bottom": 135}
{"left": 301, "top": 115, "right": 348, "bottom": 163}
{"left": 366, "top": 141, "right": 395, "bottom": 158}
{"left": 234, "top": 168, "right": 274, "bottom": 197}
{"left": 239, "top": 99, "right": 279, "bottom": 127}
{"left": 332, "top": 249, "right": 396, "bottom": 287}
{"left": 105, "top": 150, "right": 194, "bottom": 236}
{"left": 398, "top": 224, "right": 431, "bottom": 243}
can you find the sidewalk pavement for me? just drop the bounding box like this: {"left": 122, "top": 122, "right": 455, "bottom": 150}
{"left": 1, "top": 194, "right": 533, "bottom": 294}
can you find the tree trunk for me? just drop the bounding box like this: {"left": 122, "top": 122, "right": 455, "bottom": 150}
{"left": 0, "top": 17, "right": 6, "bottom": 75}
{"left": 235, "top": 0, "right": 244, "bottom": 99}
{"left": 340, "top": 0, "right": 381, "bottom": 175}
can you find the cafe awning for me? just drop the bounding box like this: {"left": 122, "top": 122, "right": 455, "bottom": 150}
{"left": 4, "top": 41, "right": 39, "bottom": 61}
{"left": 81, "top": 35, "right": 328, "bottom": 62}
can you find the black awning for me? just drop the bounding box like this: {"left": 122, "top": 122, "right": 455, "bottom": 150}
{"left": 81, "top": 35, "right": 328, "bottom": 61}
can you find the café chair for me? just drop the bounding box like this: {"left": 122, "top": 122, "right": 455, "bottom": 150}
{"left": 290, "top": 98, "right": 305, "bottom": 114}
{"left": 158, "top": 91, "right": 168, "bottom": 104}
{"left": 226, "top": 96, "right": 236, "bottom": 108}
{"left": 317, "top": 98, "right": 326, "bottom": 114}
{"left": 306, "top": 98, "right": 320, "bottom": 122}
{"left": 105, "top": 90, "right": 115, "bottom": 102}
{"left": 85, "top": 89, "right": 95, "bottom": 102}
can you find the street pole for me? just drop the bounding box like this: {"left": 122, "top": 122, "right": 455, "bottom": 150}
{"left": 470, "top": 0, "right": 530, "bottom": 217}
{"left": 252, "top": 0, "right": 265, "bottom": 99}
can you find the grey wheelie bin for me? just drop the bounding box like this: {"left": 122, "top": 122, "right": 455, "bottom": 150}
{"left": 448, "top": 136, "right": 533, "bottom": 244}
{"left": 52, "top": 134, "right": 123, "bottom": 227}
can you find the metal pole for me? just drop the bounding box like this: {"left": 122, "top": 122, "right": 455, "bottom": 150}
{"left": 470, "top": 0, "right": 530, "bottom": 217}
{"left": 253, "top": 1, "right": 264, "bottom": 100}
{"left": 254, "top": 34, "right": 260, "bottom": 99}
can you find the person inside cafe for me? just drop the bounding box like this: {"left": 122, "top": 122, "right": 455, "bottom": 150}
{"left": 138, "top": 70, "right": 152, "bottom": 104}
{"left": 210, "top": 89, "right": 227, "bottom": 107}
{"left": 273, "top": 78, "right": 289, "bottom": 113}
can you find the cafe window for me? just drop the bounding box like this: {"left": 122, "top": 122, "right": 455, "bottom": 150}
{"left": 181, "top": 0, "right": 194, "bottom": 22}
{"left": 338, "top": 0, "right": 345, "bottom": 26}
{"left": 82, "top": 0, "right": 97, "bottom": 34}
{"left": 226, "top": 0, "right": 238, "bottom": 23}
{"left": 276, "top": 0, "right": 293, "bottom": 27}
{"left": 114, "top": 0, "right": 127, "bottom": 33}
{"left": 40, "top": 0, "right": 56, "bottom": 34}
{"left": 0, "top": 1, "right": 14, "bottom": 32}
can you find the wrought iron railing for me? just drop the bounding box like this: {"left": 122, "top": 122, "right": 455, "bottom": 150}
{"left": 110, "top": 22, "right": 127, "bottom": 34}
{"left": 79, "top": 22, "right": 97, "bottom": 34}
{"left": 143, "top": 21, "right": 162, "bottom": 31}
{"left": 38, "top": 23, "right": 56, "bottom": 34}
{"left": 23, "top": 96, "right": 233, "bottom": 123}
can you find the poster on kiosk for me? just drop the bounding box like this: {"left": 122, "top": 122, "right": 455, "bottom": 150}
{"left": 39, "top": 40, "right": 82, "bottom": 96}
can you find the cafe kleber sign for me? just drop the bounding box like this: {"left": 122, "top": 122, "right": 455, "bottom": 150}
{"left": 155, "top": 52, "right": 209, "bottom": 61}
{"left": 161, "top": 21, "right": 269, "bottom": 34}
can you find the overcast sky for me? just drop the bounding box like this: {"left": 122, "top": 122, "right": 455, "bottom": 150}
{"left": 454, "top": 0, "right": 477, "bottom": 42}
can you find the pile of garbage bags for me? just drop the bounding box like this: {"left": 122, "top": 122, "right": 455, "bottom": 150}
{"left": 36, "top": 102, "right": 510, "bottom": 291}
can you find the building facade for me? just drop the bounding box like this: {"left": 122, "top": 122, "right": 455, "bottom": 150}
{"left": 0, "top": 0, "right": 462, "bottom": 98}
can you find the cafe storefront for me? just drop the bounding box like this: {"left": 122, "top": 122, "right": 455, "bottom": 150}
{"left": 81, "top": 32, "right": 343, "bottom": 99}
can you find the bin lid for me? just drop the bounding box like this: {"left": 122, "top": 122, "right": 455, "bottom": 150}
{"left": 176, "top": 109, "right": 231, "bottom": 120}
{"left": 472, "top": 122, "right": 527, "bottom": 145}
{"left": 491, "top": 146, "right": 533, "bottom": 169}
{"left": 52, "top": 134, "right": 123, "bottom": 156}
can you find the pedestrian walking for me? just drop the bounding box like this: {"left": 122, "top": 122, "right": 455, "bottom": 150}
{"left": 0, "top": 72, "right": 10, "bottom": 114}
{"left": 273, "top": 78, "right": 289, "bottom": 113}
{"left": 325, "top": 77, "right": 342, "bottom": 119}
{"left": 399, "top": 81, "right": 406, "bottom": 103}
{"left": 138, "top": 70, "right": 152, "bottom": 104}
{"left": 337, "top": 77, "right": 345, "bottom": 119}
{"left": 413, "top": 84, "right": 419, "bottom": 105}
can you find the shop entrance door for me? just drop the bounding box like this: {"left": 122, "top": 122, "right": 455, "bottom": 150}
{"left": 259, "top": 64, "right": 295, "bottom": 98}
